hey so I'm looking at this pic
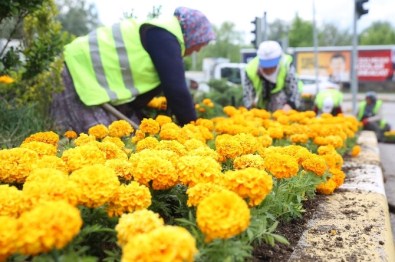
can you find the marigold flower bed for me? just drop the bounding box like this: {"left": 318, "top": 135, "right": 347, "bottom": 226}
{"left": 0, "top": 106, "right": 362, "bottom": 261}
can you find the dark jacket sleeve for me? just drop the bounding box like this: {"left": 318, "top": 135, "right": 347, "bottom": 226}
{"left": 143, "top": 27, "right": 197, "bottom": 125}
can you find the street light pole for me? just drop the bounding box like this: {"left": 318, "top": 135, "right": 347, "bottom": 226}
{"left": 312, "top": 0, "right": 319, "bottom": 94}
{"left": 351, "top": 0, "right": 359, "bottom": 114}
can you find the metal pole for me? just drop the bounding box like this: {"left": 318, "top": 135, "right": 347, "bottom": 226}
{"left": 351, "top": 0, "right": 359, "bottom": 114}
{"left": 312, "top": 0, "right": 319, "bottom": 94}
{"left": 262, "top": 12, "right": 267, "bottom": 41}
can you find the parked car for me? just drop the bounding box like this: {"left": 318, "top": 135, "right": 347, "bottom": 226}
{"left": 299, "top": 75, "right": 340, "bottom": 96}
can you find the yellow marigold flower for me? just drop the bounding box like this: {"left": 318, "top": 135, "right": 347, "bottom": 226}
{"left": 108, "top": 120, "right": 134, "bottom": 138}
{"left": 268, "top": 126, "right": 284, "bottom": 139}
{"left": 290, "top": 133, "right": 309, "bottom": 144}
{"left": 131, "top": 129, "right": 146, "bottom": 144}
{"left": 135, "top": 136, "right": 159, "bottom": 152}
{"left": 23, "top": 168, "right": 79, "bottom": 208}
{"left": 15, "top": 200, "right": 82, "bottom": 256}
{"left": 155, "top": 114, "right": 173, "bottom": 126}
{"left": 22, "top": 131, "right": 59, "bottom": 146}
{"left": 196, "top": 190, "right": 250, "bottom": 242}
{"left": 257, "top": 134, "right": 273, "bottom": 148}
{"left": 61, "top": 144, "right": 106, "bottom": 172}
{"left": 316, "top": 179, "right": 337, "bottom": 195}
{"left": 301, "top": 154, "right": 328, "bottom": 176}
{"left": 350, "top": 145, "right": 361, "bottom": 157}
{"left": 96, "top": 141, "right": 128, "bottom": 160}
{"left": 34, "top": 155, "right": 68, "bottom": 174}
{"left": 317, "top": 145, "right": 336, "bottom": 155}
{"left": 0, "top": 216, "right": 18, "bottom": 260}
{"left": 88, "top": 124, "right": 109, "bottom": 139}
{"left": 223, "top": 167, "right": 273, "bottom": 207}
{"left": 122, "top": 226, "right": 197, "bottom": 262}
{"left": 233, "top": 154, "right": 265, "bottom": 170}
{"left": 156, "top": 140, "right": 187, "bottom": 156}
{"left": 0, "top": 185, "right": 23, "bottom": 217}
{"left": 187, "top": 146, "right": 220, "bottom": 161}
{"left": 0, "top": 75, "right": 15, "bottom": 84}
{"left": 0, "top": 148, "right": 38, "bottom": 184}
{"left": 329, "top": 168, "right": 346, "bottom": 188}
{"left": 234, "top": 133, "right": 259, "bottom": 155}
{"left": 139, "top": 118, "right": 160, "bottom": 135}
{"left": 321, "top": 152, "right": 343, "bottom": 169}
{"left": 147, "top": 96, "right": 167, "bottom": 110}
{"left": 74, "top": 133, "right": 96, "bottom": 146}
{"left": 106, "top": 159, "right": 133, "bottom": 181}
{"left": 20, "top": 141, "right": 57, "bottom": 157}
{"left": 176, "top": 155, "right": 222, "bottom": 187}
{"left": 277, "top": 145, "right": 311, "bottom": 165}
{"left": 215, "top": 134, "right": 244, "bottom": 160}
{"left": 263, "top": 152, "right": 299, "bottom": 179}
{"left": 69, "top": 164, "right": 120, "bottom": 208}
{"left": 277, "top": 115, "right": 289, "bottom": 125}
{"left": 102, "top": 136, "right": 125, "bottom": 148}
{"left": 195, "top": 118, "right": 214, "bottom": 131}
{"left": 183, "top": 138, "right": 206, "bottom": 151}
{"left": 107, "top": 182, "right": 152, "bottom": 217}
{"left": 186, "top": 183, "right": 227, "bottom": 207}
{"left": 64, "top": 130, "right": 77, "bottom": 139}
{"left": 159, "top": 122, "right": 188, "bottom": 143}
{"left": 115, "top": 209, "right": 163, "bottom": 246}
{"left": 223, "top": 106, "right": 239, "bottom": 117}
{"left": 129, "top": 152, "right": 177, "bottom": 190}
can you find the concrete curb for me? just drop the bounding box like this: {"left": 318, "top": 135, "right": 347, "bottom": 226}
{"left": 288, "top": 131, "right": 395, "bottom": 261}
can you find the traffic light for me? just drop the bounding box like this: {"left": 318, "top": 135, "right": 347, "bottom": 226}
{"left": 250, "top": 17, "right": 262, "bottom": 49}
{"left": 356, "top": 0, "right": 369, "bottom": 19}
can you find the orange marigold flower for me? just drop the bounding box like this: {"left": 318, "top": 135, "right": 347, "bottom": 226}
{"left": 301, "top": 154, "right": 328, "bottom": 176}
{"left": 115, "top": 209, "right": 163, "bottom": 246}
{"left": 135, "top": 136, "right": 159, "bottom": 152}
{"left": 233, "top": 154, "right": 265, "bottom": 170}
{"left": 316, "top": 178, "right": 337, "bottom": 195}
{"left": 155, "top": 114, "right": 173, "bottom": 126}
{"left": 223, "top": 167, "right": 273, "bottom": 207}
{"left": 215, "top": 134, "right": 244, "bottom": 160}
{"left": 350, "top": 145, "right": 361, "bottom": 157}
{"left": 263, "top": 152, "right": 299, "bottom": 179}
{"left": 139, "top": 118, "right": 160, "bottom": 135}
{"left": 22, "top": 131, "right": 59, "bottom": 146}
{"left": 64, "top": 130, "right": 77, "bottom": 139}
{"left": 88, "top": 124, "right": 109, "bottom": 139}
{"left": 196, "top": 190, "right": 250, "bottom": 242}
{"left": 105, "top": 159, "right": 133, "bottom": 181}
{"left": 290, "top": 133, "right": 309, "bottom": 144}
{"left": 61, "top": 144, "right": 106, "bottom": 172}
{"left": 108, "top": 120, "right": 134, "bottom": 138}
{"left": 329, "top": 168, "right": 346, "bottom": 188}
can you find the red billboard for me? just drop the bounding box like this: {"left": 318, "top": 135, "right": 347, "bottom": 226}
{"left": 357, "top": 49, "right": 394, "bottom": 82}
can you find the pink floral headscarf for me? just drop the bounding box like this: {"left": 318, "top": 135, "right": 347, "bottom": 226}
{"left": 174, "top": 7, "right": 216, "bottom": 49}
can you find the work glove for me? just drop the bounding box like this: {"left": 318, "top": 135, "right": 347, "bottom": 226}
{"left": 362, "top": 119, "right": 369, "bottom": 125}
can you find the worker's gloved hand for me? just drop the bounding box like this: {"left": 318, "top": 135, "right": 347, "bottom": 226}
{"left": 362, "top": 119, "right": 369, "bottom": 126}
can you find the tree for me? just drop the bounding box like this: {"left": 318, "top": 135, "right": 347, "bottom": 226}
{"left": 56, "top": 0, "right": 100, "bottom": 36}
{"left": 318, "top": 23, "right": 352, "bottom": 46}
{"left": 267, "top": 19, "right": 290, "bottom": 43}
{"left": 359, "top": 21, "right": 395, "bottom": 45}
{"left": 288, "top": 14, "right": 314, "bottom": 47}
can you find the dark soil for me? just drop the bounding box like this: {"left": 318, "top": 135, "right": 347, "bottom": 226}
{"left": 252, "top": 195, "right": 327, "bottom": 261}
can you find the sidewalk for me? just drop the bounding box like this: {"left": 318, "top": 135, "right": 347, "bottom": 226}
{"left": 288, "top": 131, "right": 395, "bottom": 261}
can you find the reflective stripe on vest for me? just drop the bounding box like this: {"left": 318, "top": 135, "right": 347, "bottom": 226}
{"left": 245, "top": 54, "right": 292, "bottom": 108}
{"left": 64, "top": 17, "right": 184, "bottom": 106}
